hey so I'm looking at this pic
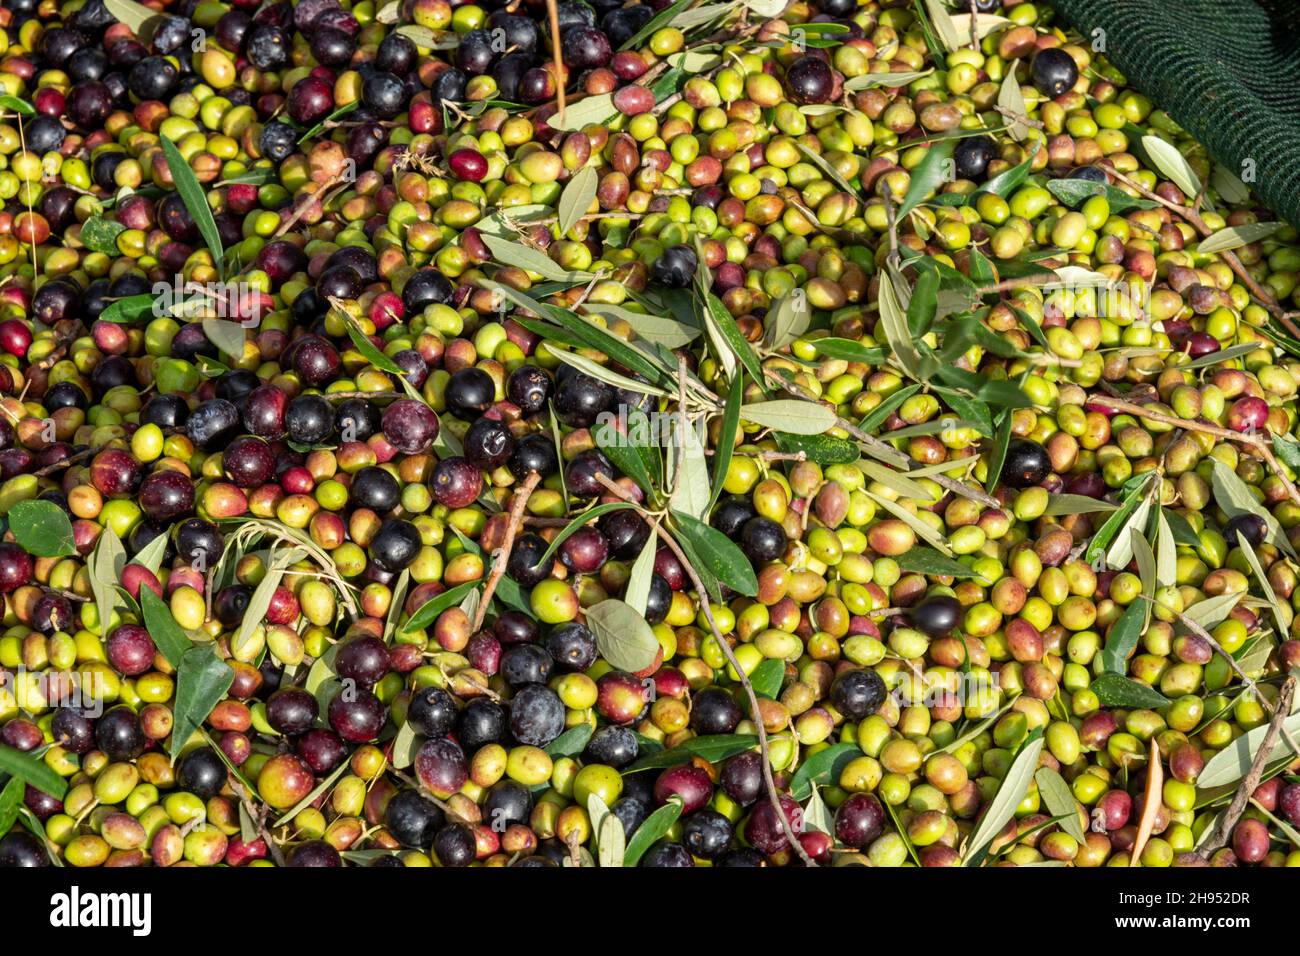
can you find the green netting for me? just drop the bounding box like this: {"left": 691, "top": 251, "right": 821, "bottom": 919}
{"left": 1051, "top": 0, "right": 1300, "bottom": 227}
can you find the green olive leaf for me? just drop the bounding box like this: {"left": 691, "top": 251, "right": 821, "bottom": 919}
{"left": 104, "top": 0, "right": 158, "bottom": 34}
{"left": 622, "top": 798, "right": 683, "bottom": 866}
{"left": 772, "top": 432, "right": 860, "bottom": 466}
{"left": 139, "top": 586, "right": 194, "bottom": 670}
{"left": 391, "top": 720, "right": 422, "bottom": 770}
{"left": 895, "top": 548, "right": 983, "bottom": 580}
{"left": 998, "top": 70, "right": 1031, "bottom": 142}
{"left": 1088, "top": 673, "right": 1170, "bottom": 709}
{"left": 274, "top": 761, "right": 350, "bottom": 827}
{"left": 964, "top": 734, "right": 1044, "bottom": 866}
{"left": 1212, "top": 460, "right": 1296, "bottom": 558}
{"left": 544, "top": 723, "right": 594, "bottom": 758}
{"left": 585, "top": 599, "right": 661, "bottom": 673}
{"left": 750, "top": 658, "right": 785, "bottom": 700}
{"left": 98, "top": 293, "right": 156, "bottom": 324}
{"left": 202, "top": 319, "right": 247, "bottom": 359}
{"left": 765, "top": 290, "right": 815, "bottom": 349}
{"left": 595, "top": 409, "right": 663, "bottom": 499}
{"left": 168, "top": 645, "right": 234, "bottom": 760}
{"left": 1199, "top": 711, "right": 1300, "bottom": 789}
{"left": 667, "top": 414, "right": 711, "bottom": 521}
{"left": 865, "top": 490, "right": 954, "bottom": 555}
{"left": 897, "top": 138, "right": 957, "bottom": 220}
{"left": 1044, "top": 178, "right": 1158, "bottom": 214}
{"left": 160, "top": 136, "right": 225, "bottom": 280}
{"left": 0, "top": 745, "right": 67, "bottom": 800}
{"left": 1101, "top": 598, "right": 1147, "bottom": 675}
{"left": 623, "top": 735, "right": 757, "bottom": 773}
{"left": 557, "top": 165, "right": 598, "bottom": 236}
{"left": 842, "top": 69, "right": 932, "bottom": 92}
{"left": 533, "top": 503, "right": 638, "bottom": 568}
{"left": 79, "top": 217, "right": 126, "bottom": 256}
{"left": 1197, "top": 222, "right": 1283, "bottom": 255}
{"left": 0, "top": 95, "right": 34, "bottom": 116}
{"left": 1236, "top": 532, "right": 1292, "bottom": 636}
{"left": 707, "top": 375, "right": 744, "bottom": 512}
{"left": 809, "top": 337, "right": 886, "bottom": 364}
{"left": 0, "top": 775, "right": 23, "bottom": 838}
{"left": 1141, "top": 135, "right": 1205, "bottom": 206}
{"left": 624, "top": 529, "right": 658, "bottom": 617}
{"left": 545, "top": 94, "right": 617, "bottom": 132}
{"left": 481, "top": 234, "right": 592, "bottom": 282}
{"left": 740, "top": 400, "right": 837, "bottom": 436}
{"left": 7, "top": 500, "right": 75, "bottom": 558}
{"left": 670, "top": 511, "right": 758, "bottom": 597}
{"left": 788, "top": 743, "right": 861, "bottom": 801}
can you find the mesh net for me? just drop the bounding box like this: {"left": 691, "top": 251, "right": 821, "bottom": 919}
{"left": 1051, "top": 0, "right": 1300, "bottom": 227}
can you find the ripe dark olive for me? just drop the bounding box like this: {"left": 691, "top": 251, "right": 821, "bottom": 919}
{"left": 650, "top": 244, "right": 698, "bottom": 288}
{"left": 654, "top": 765, "right": 712, "bottom": 814}
{"left": 644, "top": 575, "right": 671, "bottom": 625}
{"left": 386, "top": 788, "right": 444, "bottom": 848}
{"left": 350, "top": 466, "right": 401, "bottom": 513}
{"left": 500, "top": 644, "right": 554, "bottom": 688}
{"left": 141, "top": 394, "right": 189, "bottom": 430}
{"left": 508, "top": 684, "right": 566, "bottom": 746}
{"left": 495, "top": 611, "right": 539, "bottom": 646}
{"left": 336, "top": 398, "right": 382, "bottom": 442}
{"left": 297, "top": 729, "right": 347, "bottom": 773}
{"left": 740, "top": 516, "right": 787, "bottom": 564}
{"left": 506, "top": 532, "right": 555, "bottom": 587}
{"left": 95, "top": 706, "right": 145, "bottom": 762}
{"left": 544, "top": 622, "right": 598, "bottom": 672}
{"left": 835, "top": 793, "right": 886, "bottom": 848}
{"left": 484, "top": 781, "right": 532, "bottom": 828}
{"left": 177, "top": 748, "right": 227, "bottom": 800}
{"left": 830, "top": 668, "right": 887, "bottom": 720}
{"left": 640, "top": 843, "right": 694, "bottom": 867}
{"left": 1224, "top": 513, "right": 1268, "bottom": 550}
{"left": 507, "top": 365, "right": 552, "bottom": 415}
{"left": 1001, "top": 439, "right": 1052, "bottom": 488}
{"left": 564, "top": 449, "right": 614, "bottom": 498}
{"left": 186, "top": 399, "right": 241, "bottom": 450}
{"left": 509, "top": 433, "right": 559, "bottom": 480}
{"left": 611, "top": 796, "right": 650, "bottom": 837}
{"left": 682, "top": 809, "right": 733, "bottom": 860}
{"left": 0, "top": 831, "right": 48, "bottom": 867}
{"left": 52, "top": 708, "right": 95, "bottom": 755}
{"left": 223, "top": 436, "right": 275, "bottom": 488}
{"left": 786, "top": 55, "right": 834, "bottom": 104}
{"left": 561, "top": 24, "right": 611, "bottom": 69}
{"left": 585, "top": 725, "right": 638, "bottom": 768}
{"left": 457, "top": 698, "right": 507, "bottom": 749}
{"left": 369, "top": 518, "right": 422, "bottom": 572}
{"left": 266, "top": 688, "right": 320, "bottom": 735}
{"left": 954, "top": 135, "right": 997, "bottom": 180}
{"left": 690, "top": 687, "right": 744, "bottom": 735}
{"left": 445, "top": 367, "right": 496, "bottom": 420}
{"left": 287, "top": 840, "right": 342, "bottom": 867}
{"left": 327, "top": 688, "right": 387, "bottom": 742}
{"left": 910, "top": 594, "right": 962, "bottom": 638}
{"left": 335, "top": 636, "right": 391, "bottom": 687}
{"left": 1032, "top": 47, "right": 1079, "bottom": 97}
{"left": 464, "top": 418, "right": 515, "bottom": 470}
{"left": 553, "top": 371, "right": 613, "bottom": 428}
{"left": 431, "top": 456, "right": 483, "bottom": 509}
{"left": 433, "top": 823, "right": 477, "bottom": 866}
{"left": 559, "top": 526, "right": 609, "bottom": 574}
{"left": 407, "top": 685, "right": 459, "bottom": 737}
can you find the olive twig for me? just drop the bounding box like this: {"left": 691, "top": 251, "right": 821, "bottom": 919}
{"left": 1104, "top": 168, "right": 1300, "bottom": 340}
{"left": 228, "top": 776, "right": 287, "bottom": 867}
{"left": 545, "top": 0, "right": 565, "bottom": 124}
{"left": 1197, "top": 675, "right": 1297, "bottom": 858}
{"left": 473, "top": 470, "right": 542, "bottom": 633}
{"left": 592, "top": 472, "right": 819, "bottom": 867}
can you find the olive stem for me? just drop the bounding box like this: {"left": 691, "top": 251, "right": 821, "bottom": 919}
{"left": 228, "top": 776, "right": 287, "bottom": 867}
{"left": 1104, "top": 168, "right": 1300, "bottom": 340}
{"left": 1087, "top": 394, "right": 1300, "bottom": 514}
{"left": 473, "top": 470, "right": 542, "bottom": 633}
{"left": 321, "top": 390, "right": 405, "bottom": 402}
{"left": 592, "top": 472, "right": 820, "bottom": 867}
{"left": 546, "top": 0, "right": 565, "bottom": 124}
{"left": 763, "top": 369, "right": 1002, "bottom": 508}
{"left": 1197, "top": 674, "right": 1297, "bottom": 858}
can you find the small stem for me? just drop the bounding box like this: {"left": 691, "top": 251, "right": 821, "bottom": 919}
{"left": 546, "top": 0, "right": 565, "bottom": 123}
{"left": 1198, "top": 676, "right": 1297, "bottom": 857}
{"left": 228, "top": 776, "right": 286, "bottom": 867}
{"left": 592, "top": 473, "right": 818, "bottom": 867}
{"left": 473, "top": 471, "right": 542, "bottom": 632}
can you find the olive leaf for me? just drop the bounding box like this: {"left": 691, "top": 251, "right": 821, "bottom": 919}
{"left": 765, "top": 290, "right": 814, "bottom": 349}
{"left": 974, "top": 142, "right": 1040, "bottom": 200}
{"left": 160, "top": 136, "right": 225, "bottom": 280}
{"left": 1034, "top": 767, "right": 1086, "bottom": 843}
{"left": 79, "top": 217, "right": 126, "bottom": 256}
{"left": 98, "top": 293, "right": 156, "bottom": 324}
{"left": 481, "top": 235, "right": 592, "bottom": 283}
{"left": 1211, "top": 460, "right": 1296, "bottom": 558}
{"left": 937, "top": 695, "right": 1018, "bottom": 754}
{"left": 667, "top": 414, "right": 711, "bottom": 520}
{"left": 585, "top": 599, "right": 661, "bottom": 673}
{"left": 1183, "top": 342, "right": 1262, "bottom": 369}
{"left": 897, "top": 138, "right": 957, "bottom": 220}
{"left": 203, "top": 319, "right": 247, "bottom": 359}
{"left": 1198, "top": 711, "right": 1300, "bottom": 789}
{"left": 1236, "top": 532, "right": 1292, "bottom": 636}
{"left": 702, "top": 292, "right": 765, "bottom": 387}
{"left": 1044, "top": 179, "right": 1158, "bottom": 214}
{"left": 591, "top": 791, "right": 626, "bottom": 868}
{"left": 624, "top": 735, "right": 757, "bottom": 772}
{"left": 740, "top": 400, "right": 837, "bottom": 436}
{"left": 750, "top": 658, "right": 785, "bottom": 700}
{"left": 0, "top": 775, "right": 23, "bottom": 838}
{"left": 169, "top": 645, "right": 235, "bottom": 759}
{"left": 90, "top": 524, "right": 127, "bottom": 646}
{"left": 624, "top": 530, "right": 658, "bottom": 617}
{"left": 139, "top": 586, "right": 193, "bottom": 670}
{"left": 104, "top": 0, "right": 158, "bottom": 34}
{"left": 772, "top": 432, "right": 860, "bottom": 466}
{"left": 235, "top": 548, "right": 307, "bottom": 658}
{"left": 0, "top": 745, "right": 67, "bottom": 800}
{"left": 788, "top": 743, "right": 861, "bottom": 801}
{"left": 622, "top": 799, "right": 683, "bottom": 866}
{"left": 1089, "top": 673, "right": 1170, "bottom": 709}
{"left": 544, "top": 724, "right": 594, "bottom": 758}
{"left": 274, "top": 761, "right": 350, "bottom": 827}
{"left": 876, "top": 264, "right": 934, "bottom": 381}
{"left": 842, "top": 69, "right": 932, "bottom": 92}
{"left": 1154, "top": 511, "right": 1177, "bottom": 588}
{"left": 394, "top": 24, "right": 455, "bottom": 48}
{"left": 1181, "top": 592, "right": 1242, "bottom": 630}
{"left": 803, "top": 786, "right": 835, "bottom": 836}
{"left": 131, "top": 532, "right": 170, "bottom": 575}
{"left": 865, "top": 491, "right": 954, "bottom": 555}
{"left": 298, "top": 101, "right": 360, "bottom": 143}
{"left": 1197, "top": 222, "right": 1283, "bottom": 255}
{"left": 1212, "top": 163, "right": 1251, "bottom": 205}
{"left": 582, "top": 304, "right": 700, "bottom": 348}
{"left": 895, "top": 548, "right": 982, "bottom": 579}
{"left": 859, "top": 384, "right": 921, "bottom": 433}
{"left": 922, "top": 0, "right": 962, "bottom": 52}
{"left": 0, "top": 95, "right": 34, "bottom": 116}
{"left": 534, "top": 503, "right": 637, "bottom": 568}
{"left": 557, "top": 165, "right": 598, "bottom": 236}
{"left": 707, "top": 375, "right": 744, "bottom": 512}
{"left": 594, "top": 410, "right": 662, "bottom": 498}
{"left": 391, "top": 720, "right": 422, "bottom": 770}
{"left": 985, "top": 412, "right": 1013, "bottom": 493}
{"left": 400, "top": 581, "right": 480, "bottom": 634}
{"left": 545, "top": 94, "right": 617, "bottom": 132}
{"left": 1043, "top": 494, "right": 1118, "bottom": 517}
{"left": 550, "top": 348, "right": 669, "bottom": 398}
{"left": 809, "top": 338, "right": 886, "bottom": 364}
{"left": 948, "top": 12, "right": 1012, "bottom": 38}
{"left": 997, "top": 70, "right": 1031, "bottom": 142}
{"left": 1101, "top": 598, "right": 1146, "bottom": 675}
{"left": 1141, "top": 135, "right": 1204, "bottom": 204}
{"left": 7, "top": 500, "right": 75, "bottom": 558}
{"left": 964, "top": 733, "right": 1044, "bottom": 866}
{"left": 670, "top": 511, "right": 758, "bottom": 597}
